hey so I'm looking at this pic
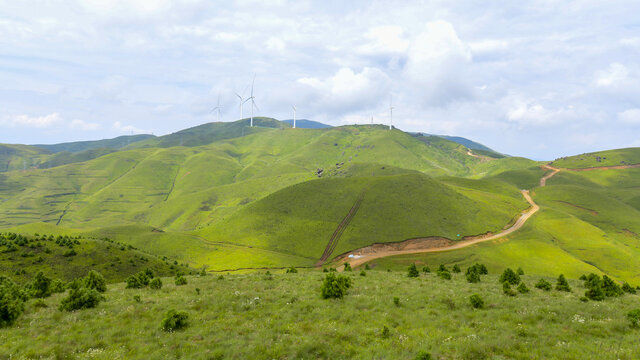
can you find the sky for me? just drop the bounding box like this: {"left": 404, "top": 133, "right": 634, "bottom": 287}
{"left": 1, "top": 0, "right": 639, "bottom": 160}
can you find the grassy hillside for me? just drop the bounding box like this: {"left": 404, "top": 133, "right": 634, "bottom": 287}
{"left": 1, "top": 270, "right": 639, "bottom": 359}
{"left": 0, "top": 230, "right": 192, "bottom": 283}
{"left": 550, "top": 147, "right": 640, "bottom": 168}
{"left": 0, "top": 143, "right": 50, "bottom": 172}
{"left": 282, "top": 119, "right": 332, "bottom": 128}
{"left": 375, "top": 167, "right": 640, "bottom": 283}
{"left": 33, "top": 134, "right": 154, "bottom": 153}
{"left": 198, "top": 172, "right": 528, "bottom": 263}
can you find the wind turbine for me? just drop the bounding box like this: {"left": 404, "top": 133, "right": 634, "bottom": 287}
{"left": 211, "top": 93, "right": 222, "bottom": 122}
{"left": 292, "top": 105, "right": 297, "bottom": 128}
{"left": 389, "top": 95, "right": 394, "bottom": 130}
{"left": 249, "top": 74, "right": 258, "bottom": 127}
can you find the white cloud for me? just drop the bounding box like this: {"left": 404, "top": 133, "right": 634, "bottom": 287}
{"left": 504, "top": 97, "right": 577, "bottom": 126}
{"left": 297, "top": 67, "right": 391, "bottom": 113}
{"left": 1, "top": 113, "right": 62, "bottom": 128}
{"left": 403, "top": 20, "right": 473, "bottom": 105}
{"left": 69, "top": 119, "right": 102, "bottom": 131}
{"left": 113, "top": 121, "right": 147, "bottom": 134}
{"left": 358, "top": 26, "right": 409, "bottom": 55}
{"left": 595, "top": 63, "right": 629, "bottom": 87}
{"left": 266, "top": 37, "right": 286, "bottom": 51}
{"left": 618, "top": 108, "right": 640, "bottom": 124}
{"left": 469, "top": 39, "right": 510, "bottom": 54}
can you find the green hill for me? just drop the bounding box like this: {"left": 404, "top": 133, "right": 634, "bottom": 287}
{"left": 33, "top": 134, "right": 154, "bottom": 153}
{"left": 550, "top": 147, "right": 640, "bottom": 168}
{"left": 0, "top": 143, "right": 50, "bottom": 172}
{"left": 0, "top": 228, "right": 192, "bottom": 283}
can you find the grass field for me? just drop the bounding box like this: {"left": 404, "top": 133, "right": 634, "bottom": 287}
{"left": 550, "top": 147, "right": 640, "bottom": 168}
{"left": 1, "top": 270, "right": 639, "bottom": 359}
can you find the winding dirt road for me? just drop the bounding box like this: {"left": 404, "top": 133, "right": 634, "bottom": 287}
{"left": 334, "top": 165, "right": 561, "bottom": 269}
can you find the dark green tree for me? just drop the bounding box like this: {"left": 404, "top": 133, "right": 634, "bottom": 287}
{"left": 499, "top": 268, "right": 520, "bottom": 285}
{"left": 408, "top": 263, "right": 419, "bottom": 278}
{"left": 555, "top": 274, "right": 571, "bottom": 292}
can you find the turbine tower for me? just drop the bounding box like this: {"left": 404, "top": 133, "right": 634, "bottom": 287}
{"left": 292, "top": 105, "right": 297, "bottom": 128}
{"left": 249, "top": 74, "right": 257, "bottom": 127}
{"left": 211, "top": 93, "right": 222, "bottom": 122}
{"left": 235, "top": 92, "right": 245, "bottom": 121}
{"left": 389, "top": 95, "right": 394, "bottom": 130}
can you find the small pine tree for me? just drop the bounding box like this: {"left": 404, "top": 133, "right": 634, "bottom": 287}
{"left": 438, "top": 264, "right": 448, "bottom": 272}
{"left": 0, "top": 276, "right": 25, "bottom": 328}
{"left": 58, "top": 287, "right": 103, "bottom": 311}
{"left": 381, "top": 325, "right": 390, "bottom": 338}
{"left": 422, "top": 266, "right": 431, "bottom": 273}
{"left": 452, "top": 264, "right": 461, "bottom": 273}
{"left": 393, "top": 297, "right": 400, "bottom": 306}
{"left": 517, "top": 282, "right": 530, "bottom": 294}
{"left": 555, "top": 274, "right": 571, "bottom": 292}
{"left": 149, "top": 278, "right": 163, "bottom": 290}
{"left": 161, "top": 309, "right": 189, "bottom": 331}
{"left": 503, "top": 282, "right": 517, "bottom": 296}
{"left": 602, "top": 275, "right": 623, "bottom": 297}
{"left": 83, "top": 270, "right": 107, "bottom": 293}
{"left": 175, "top": 275, "right": 187, "bottom": 286}
{"left": 585, "top": 282, "right": 605, "bottom": 301}
{"left": 628, "top": 309, "right": 640, "bottom": 328}
{"left": 437, "top": 270, "right": 452, "bottom": 280}
{"left": 415, "top": 351, "right": 432, "bottom": 360}
{"left": 286, "top": 266, "right": 298, "bottom": 274}
{"left": 622, "top": 282, "right": 637, "bottom": 294}
{"left": 359, "top": 270, "right": 366, "bottom": 277}
{"left": 200, "top": 268, "right": 207, "bottom": 276}
{"left": 320, "top": 273, "right": 352, "bottom": 299}
{"left": 408, "top": 263, "right": 419, "bottom": 278}
{"left": 125, "top": 275, "right": 143, "bottom": 289}
{"left": 499, "top": 268, "right": 520, "bottom": 285}
{"left": 466, "top": 269, "right": 480, "bottom": 284}
{"left": 469, "top": 294, "right": 484, "bottom": 309}
{"left": 517, "top": 267, "right": 525, "bottom": 275}
{"left": 30, "top": 271, "right": 52, "bottom": 299}
{"left": 343, "top": 263, "right": 352, "bottom": 272}
{"left": 579, "top": 274, "right": 587, "bottom": 281}
{"left": 365, "top": 264, "right": 371, "bottom": 270}
{"left": 535, "top": 278, "right": 552, "bottom": 291}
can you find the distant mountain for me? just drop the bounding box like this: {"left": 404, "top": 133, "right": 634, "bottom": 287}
{"left": 282, "top": 119, "right": 332, "bottom": 129}
{"left": 130, "top": 117, "right": 288, "bottom": 148}
{"left": 411, "top": 132, "right": 503, "bottom": 156}
{"left": 34, "top": 134, "right": 155, "bottom": 153}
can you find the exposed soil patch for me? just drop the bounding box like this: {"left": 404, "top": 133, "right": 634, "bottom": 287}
{"left": 554, "top": 200, "right": 598, "bottom": 215}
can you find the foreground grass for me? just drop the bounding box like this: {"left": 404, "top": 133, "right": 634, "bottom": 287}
{"left": 1, "top": 271, "right": 639, "bottom": 359}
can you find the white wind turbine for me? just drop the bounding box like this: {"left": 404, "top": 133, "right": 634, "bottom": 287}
{"left": 292, "top": 105, "right": 297, "bottom": 128}
{"left": 248, "top": 75, "right": 258, "bottom": 127}
{"left": 211, "top": 93, "right": 222, "bottom": 122}
{"left": 235, "top": 91, "right": 245, "bottom": 121}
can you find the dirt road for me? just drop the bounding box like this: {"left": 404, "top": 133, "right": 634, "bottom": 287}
{"left": 334, "top": 165, "right": 564, "bottom": 269}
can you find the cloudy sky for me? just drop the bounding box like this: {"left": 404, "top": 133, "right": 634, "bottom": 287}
{"left": 1, "top": 0, "right": 639, "bottom": 159}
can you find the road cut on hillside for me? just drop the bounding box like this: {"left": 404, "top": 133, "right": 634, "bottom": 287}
{"left": 334, "top": 165, "right": 562, "bottom": 270}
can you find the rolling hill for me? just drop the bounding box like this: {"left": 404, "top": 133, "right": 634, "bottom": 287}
{"left": 1, "top": 119, "right": 639, "bottom": 284}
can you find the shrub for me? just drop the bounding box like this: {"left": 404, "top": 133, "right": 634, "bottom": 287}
{"left": 602, "top": 275, "right": 623, "bottom": 297}
{"left": 50, "top": 279, "right": 66, "bottom": 294}
{"left": 437, "top": 270, "right": 452, "bottom": 280}
{"left": 584, "top": 273, "right": 600, "bottom": 289}
{"left": 585, "top": 279, "right": 605, "bottom": 301}
{"left": 393, "top": 297, "right": 400, "bottom": 306}
{"left": 422, "top": 266, "right": 431, "bottom": 273}
{"left": 628, "top": 309, "right": 640, "bottom": 328}
{"left": 320, "top": 273, "right": 352, "bottom": 299}
{"left": 0, "top": 276, "right": 25, "bottom": 328}
{"left": 30, "top": 271, "right": 52, "bottom": 298}
{"left": 466, "top": 267, "right": 481, "bottom": 283}
{"left": 469, "top": 263, "right": 488, "bottom": 275}
{"left": 499, "top": 268, "right": 520, "bottom": 285}
{"left": 517, "top": 282, "right": 530, "bottom": 294}
{"left": 579, "top": 296, "right": 588, "bottom": 302}
{"left": 517, "top": 267, "right": 525, "bottom": 275}
{"left": 365, "top": 264, "right": 371, "bottom": 270}
{"left": 286, "top": 266, "right": 298, "bottom": 274}
{"left": 415, "top": 351, "right": 432, "bottom": 360}
{"left": 343, "top": 263, "right": 352, "bottom": 272}
{"left": 438, "top": 264, "right": 448, "bottom": 272}
{"left": 579, "top": 274, "right": 587, "bottom": 281}
{"left": 503, "top": 282, "right": 516, "bottom": 296}
{"left": 469, "top": 294, "right": 484, "bottom": 309}
{"left": 59, "top": 287, "right": 103, "bottom": 311}
{"left": 63, "top": 249, "right": 77, "bottom": 257}
{"left": 83, "top": 270, "right": 107, "bottom": 293}
{"left": 175, "top": 275, "right": 187, "bottom": 286}
{"left": 125, "top": 275, "right": 143, "bottom": 289}
{"left": 359, "top": 270, "right": 366, "bottom": 277}
{"left": 555, "top": 274, "right": 571, "bottom": 292}
{"left": 200, "top": 268, "right": 207, "bottom": 276}
{"left": 622, "top": 282, "right": 637, "bottom": 294}
{"left": 161, "top": 309, "right": 189, "bottom": 331}
{"left": 133, "top": 295, "right": 141, "bottom": 303}
{"left": 381, "top": 325, "right": 390, "bottom": 339}
{"left": 452, "top": 264, "right": 461, "bottom": 273}
{"left": 322, "top": 268, "right": 328, "bottom": 273}
{"left": 149, "top": 278, "right": 163, "bottom": 290}
{"left": 408, "top": 263, "right": 419, "bottom": 278}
